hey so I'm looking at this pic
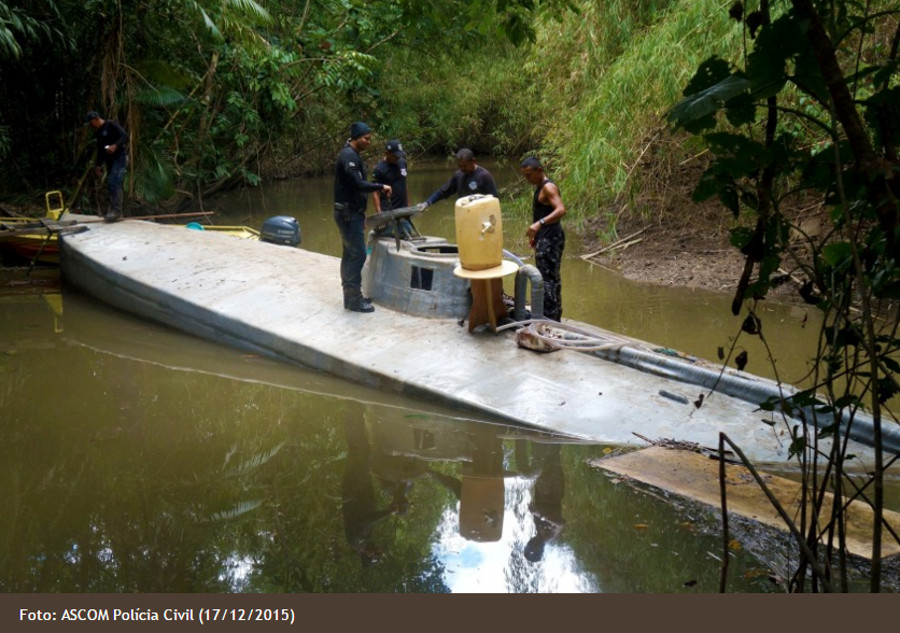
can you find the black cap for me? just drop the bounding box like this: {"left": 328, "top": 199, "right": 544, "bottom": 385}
{"left": 349, "top": 121, "right": 372, "bottom": 140}
{"left": 386, "top": 139, "right": 406, "bottom": 157}
{"left": 83, "top": 110, "right": 100, "bottom": 125}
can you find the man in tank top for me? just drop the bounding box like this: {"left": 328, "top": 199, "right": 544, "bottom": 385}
{"left": 521, "top": 156, "right": 566, "bottom": 321}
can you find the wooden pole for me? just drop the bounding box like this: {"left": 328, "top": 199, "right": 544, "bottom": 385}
{"left": 3, "top": 212, "right": 215, "bottom": 236}
{"left": 80, "top": 211, "right": 215, "bottom": 224}
{"left": 581, "top": 228, "right": 647, "bottom": 260}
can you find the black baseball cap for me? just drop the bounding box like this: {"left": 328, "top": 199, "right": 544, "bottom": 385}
{"left": 386, "top": 139, "right": 406, "bottom": 157}
{"left": 83, "top": 110, "right": 100, "bottom": 125}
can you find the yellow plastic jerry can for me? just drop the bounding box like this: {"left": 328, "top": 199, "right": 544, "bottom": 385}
{"left": 454, "top": 194, "right": 503, "bottom": 271}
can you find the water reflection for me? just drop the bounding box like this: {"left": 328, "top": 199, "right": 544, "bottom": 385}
{"left": 522, "top": 443, "right": 565, "bottom": 563}
{"left": 2, "top": 284, "right": 791, "bottom": 592}
{"left": 341, "top": 415, "right": 407, "bottom": 567}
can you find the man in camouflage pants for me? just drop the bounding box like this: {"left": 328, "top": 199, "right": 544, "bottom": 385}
{"left": 521, "top": 156, "right": 566, "bottom": 321}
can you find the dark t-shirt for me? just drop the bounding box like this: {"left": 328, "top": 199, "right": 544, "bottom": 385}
{"left": 425, "top": 165, "right": 498, "bottom": 205}
{"left": 372, "top": 158, "right": 408, "bottom": 210}
{"left": 93, "top": 120, "right": 129, "bottom": 168}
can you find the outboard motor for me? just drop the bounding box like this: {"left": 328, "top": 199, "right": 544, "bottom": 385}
{"left": 260, "top": 215, "right": 301, "bottom": 247}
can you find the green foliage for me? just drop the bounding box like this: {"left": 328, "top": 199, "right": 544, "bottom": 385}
{"left": 0, "top": 0, "right": 67, "bottom": 60}
{"left": 131, "top": 147, "right": 175, "bottom": 203}
{"left": 375, "top": 44, "right": 536, "bottom": 157}
{"left": 0, "top": 0, "right": 556, "bottom": 202}
{"left": 531, "top": 0, "right": 742, "bottom": 220}
{"left": 668, "top": 0, "right": 900, "bottom": 592}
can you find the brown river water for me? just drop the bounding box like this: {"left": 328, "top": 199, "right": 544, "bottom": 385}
{"left": 1, "top": 158, "right": 895, "bottom": 592}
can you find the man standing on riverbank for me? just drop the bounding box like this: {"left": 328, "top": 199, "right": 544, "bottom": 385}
{"left": 85, "top": 110, "right": 129, "bottom": 222}
{"left": 334, "top": 121, "right": 392, "bottom": 313}
{"left": 522, "top": 156, "right": 566, "bottom": 321}
{"left": 420, "top": 148, "right": 498, "bottom": 208}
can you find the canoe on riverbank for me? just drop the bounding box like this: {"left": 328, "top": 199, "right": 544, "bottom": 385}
{"left": 59, "top": 219, "right": 900, "bottom": 466}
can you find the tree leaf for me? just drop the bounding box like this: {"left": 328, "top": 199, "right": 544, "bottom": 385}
{"left": 668, "top": 73, "right": 751, "bottom": 132}
{"left": 822, "top": 242, "right": 853, "bottom": 267}
{"left": 730, "top": 226, "right": 755, "bottom": 250}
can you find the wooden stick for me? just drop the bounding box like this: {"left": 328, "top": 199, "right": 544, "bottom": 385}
{"left": 2, "top": 211, "right": 215, "bottom": 235}
{"left": 612, "top": 237, "right": 643, "bottom": 252}
{"left": 776, "top": 267, "right": 807, "bottom": 286}
{"left": 581, "top": 228, "right": 647, "bottom": 260}
{"left": 1, "top": 226, "right": 56, "bottom": 236}
{"left": 78, "top": 211, "right": 215, "bottom": 224}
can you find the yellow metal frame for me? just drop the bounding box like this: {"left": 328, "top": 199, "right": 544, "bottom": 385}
{"left": 44, "top": 190, "right": 66, "bottom": 220}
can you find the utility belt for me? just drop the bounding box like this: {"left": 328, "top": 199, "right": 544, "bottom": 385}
{"left": 334, "top": 202, "right": 364, "bottom": 219}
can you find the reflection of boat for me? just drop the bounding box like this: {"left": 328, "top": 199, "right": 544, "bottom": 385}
{"left": 2, "top": 191, "right": 260, "bottom": 266}
{"left": 58, "top": 197, "right": 900, "bottom": 465}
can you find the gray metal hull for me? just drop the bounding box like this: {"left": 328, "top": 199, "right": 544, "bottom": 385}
{"left": 59, "top": 221, "right": 896, "bottom": 465}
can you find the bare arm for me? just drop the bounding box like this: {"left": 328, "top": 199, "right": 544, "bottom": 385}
{"left": 526, "top": 182, "right": 566, "bottom": 244}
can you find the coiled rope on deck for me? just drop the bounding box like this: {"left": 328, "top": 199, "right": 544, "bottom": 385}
{"left": 495, "top": 318, "right": 632, "bottom": 352}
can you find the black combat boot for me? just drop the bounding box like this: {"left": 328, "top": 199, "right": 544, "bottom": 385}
{"left": 343, "top": 288, "right": 374, "bottom": 313}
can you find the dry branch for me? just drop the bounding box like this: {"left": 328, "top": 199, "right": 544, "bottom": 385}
{"left": 582, "top": 228, "right": 647, "bottom": 260}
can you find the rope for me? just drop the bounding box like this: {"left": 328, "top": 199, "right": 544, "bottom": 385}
{"left": 495, "top": 318, "right": 633, "bottom": 352}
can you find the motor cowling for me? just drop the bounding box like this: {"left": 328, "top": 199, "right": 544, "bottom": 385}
{"left": 260, "top": 215, "right": 301, "bottom": 247}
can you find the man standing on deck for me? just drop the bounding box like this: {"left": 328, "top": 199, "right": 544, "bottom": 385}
{"left": 419, "top": 148, "right": 499, "bottom": 208}
{"left": 521, "top": 156, "right": 566, "bottom": 321}
{"left": 371, "top": 139, "right": 414, "bottom": 238}
{"left": 334, "top": 121, "right": 392, "bottom": 313}
{"left": 85, "top": 110, "right": 129, "bottom": 222}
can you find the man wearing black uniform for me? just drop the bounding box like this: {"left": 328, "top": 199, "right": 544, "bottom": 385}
{"left": 371, "top": 139, "right": 414, "bottom": 238}
{"left": 521, "top": 156, "right": 566, "bottom": 321}
{"left": 420, "top": 148, "right": 498, "bottom": 208}
{"left": 84, "top": 110, "right": 129, "bottom": 222}
{"left": 333, "top": 121, "right": 392, "bottom": 313}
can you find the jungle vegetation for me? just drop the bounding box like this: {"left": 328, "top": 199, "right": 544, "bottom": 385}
{"left": 0, "top": 0, "right": 739, "bottom": 215}
{"left": 667, "top": 0, "right": 900, "bottom": 593}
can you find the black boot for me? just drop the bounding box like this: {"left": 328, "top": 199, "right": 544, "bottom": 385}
{"left": 347, "top": 296, "right": 375, "bottom": 313}
{"left": 344, "top": 289, "right": 374, "bottom": 313}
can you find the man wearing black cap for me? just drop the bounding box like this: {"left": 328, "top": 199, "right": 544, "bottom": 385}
{"left": 372, "top": 140, "right": 409, "bottom": 212}
{"left": 84, "top": 110, "right": 129, "bottom": 222}
{"left": 371, "top": 139, "right": 414, "bottom": 238}
{"left": 333, "top": 121, "right": 392, "bottom": 313}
